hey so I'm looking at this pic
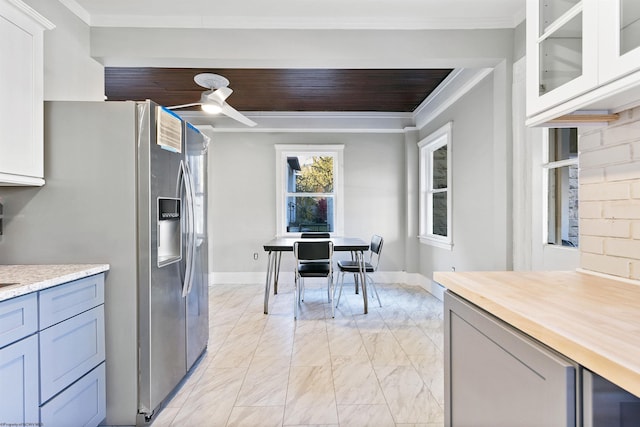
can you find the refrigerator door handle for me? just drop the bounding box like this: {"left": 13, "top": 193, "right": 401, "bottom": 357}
{"left": 179, "top": 160, "right": 195, "bottom": 298}
{"left": 183, "top": 160, "right": 198, "bottom": 296}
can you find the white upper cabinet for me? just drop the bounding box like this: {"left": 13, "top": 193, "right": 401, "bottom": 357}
{"left": 0, "top": 0, "right": 53, "bottom": 186}
{"left": 526, "top": 0, "right": 598, "bottom": 121}
{"left": 527, "top": 0, "right": 640, "bottom": 126}
{"left": 599, "top": 0, "right": 640, "bottom": 83}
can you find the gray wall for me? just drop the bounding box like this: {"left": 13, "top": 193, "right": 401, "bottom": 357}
{"left": 0, "top": 102, "right": 140, "bottom": 426}
{"left": 416, "top": 72, "right": 512, "bottom": 277}
{"left": 208, "top": 132, "right": 405, "bottom": 274}
{"left": 24, "top": 0, "right": 104, "bottom": 101}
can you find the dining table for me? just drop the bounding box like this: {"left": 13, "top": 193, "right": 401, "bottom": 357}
{"left": 262, "top": 236, "right": 371, "bottom": 315}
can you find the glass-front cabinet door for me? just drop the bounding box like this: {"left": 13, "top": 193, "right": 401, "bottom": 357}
{"left": 526, "top": 0, "right": 598, "bottom": 118}
{"left": 599, "top": 0, "right": 640, "bottom": 84}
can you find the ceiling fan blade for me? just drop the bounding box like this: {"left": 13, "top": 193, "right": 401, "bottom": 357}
{"left": 166, "top": 102, "right": 202, "bottom": 110}
{"left": 206, "top": 86, "right": 233, "bottom": 103}
{"left": 220, "top": 103, "right": 257, "bottom": 127}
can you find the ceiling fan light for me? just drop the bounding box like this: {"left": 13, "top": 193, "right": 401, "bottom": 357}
{"left": 201, "top": 102, "right": 222, "bottom": 114}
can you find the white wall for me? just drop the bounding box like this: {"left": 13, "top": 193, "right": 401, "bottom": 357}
{"left": 24, "top": 0, "right": 104, "bottom": 101}
{"left": 208, "top": 131, "right": 405, "bottom": 278}
{"left": 415, "top": 70, "right": 513, "bottom": 278}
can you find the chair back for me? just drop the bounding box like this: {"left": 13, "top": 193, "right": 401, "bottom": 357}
{"left": 300, "top": 232, "right": 330, "bottom": 238}
{"left": 294, "top": 240, "right": 333, "bottom": 262}
{"left": 369, "top": 235, "right": 383, "bottom": 270}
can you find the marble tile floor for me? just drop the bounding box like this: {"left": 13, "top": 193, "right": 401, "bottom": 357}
{"left": 151, "top": 279, "right": 445, "bottom": 427}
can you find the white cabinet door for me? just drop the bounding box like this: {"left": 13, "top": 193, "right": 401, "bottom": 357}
{"left": 0, "top": 0, "right": 53, "bottom": 186}
{"left": 0, "top": 334, "right": 39, "bottom": 425}
{"left": 599, "top": 0, "right": 640, "bottom": 84}
{"left": 526, "top": 0, "right": 599, "bottom": 118}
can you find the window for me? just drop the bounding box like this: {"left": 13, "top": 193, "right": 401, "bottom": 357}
{"left": 543, "top": 128, "right": 579, "bottom": 248}
{"left": 275, "top": 145, "right": 344, "bottom": 236}
{"left": 418, "top": 122, "right": 452, "bottom": 249}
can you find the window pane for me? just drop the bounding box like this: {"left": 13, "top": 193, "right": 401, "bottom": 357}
{"left": 286, "top": 196, "right": 334, "bottom": 232}
{"left": 288, "top": 155, "right": 334, "bottom": 193}
{"left": 547, "top": 165, "right": 579, "bottom": 247}
{"left": 286, "top": 157, "right": 301, "bottom": 192}
{"left": 432, "top": 192, "right": 447, "bottom": 237}
{"left": 548, "top": 128, "right": 578, "bottom": 162}
{"left": 432, "top": 145, "right": 448, "bottom": 190}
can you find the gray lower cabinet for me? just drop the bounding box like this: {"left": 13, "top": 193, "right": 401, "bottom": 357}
{"left": 0, "top": 293, "right": 39, "bottom": 425}
{"left": 39, "top": 273, "right": 106, "bottom": 427}
{"left": 0, "top": 273, "right": 106, "bottom": 426}
{"left": 0, "top": 334, "right": 39, "bottom": 424}
{"left": 40, "top": 363, "right": 106, "bottom": 427}
{"left": 444, "top": 291, "right": 578, "bottom": 427}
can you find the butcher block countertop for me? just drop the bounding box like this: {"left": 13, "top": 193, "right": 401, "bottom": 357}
{"left": 0, "top": 264, "right": 109, "bottom": 302}
{"left": 433, "top": 270, "right": 640, "bottom": 398}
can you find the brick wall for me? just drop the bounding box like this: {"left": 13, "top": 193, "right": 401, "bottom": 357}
{"left": 579, "top": 108, "right": 640, "bottom": 280}
{"left": 569, "top": 164, "right": 580, "bottom": 246}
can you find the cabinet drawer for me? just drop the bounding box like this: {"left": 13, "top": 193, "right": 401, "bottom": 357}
{"left": 0, "top": 334, "right": 39, "bottom": 424}
{"left": 39, "top": 273, "right": 104, "bottom": 329}
{"left": 0, "top": 293, "right": 37, "bottom": 348}
{"left": 40, "top": 362, "right": 106, "bottom": 427}
{"left": 40, "top": 306, "right": 105, "bottom": 403}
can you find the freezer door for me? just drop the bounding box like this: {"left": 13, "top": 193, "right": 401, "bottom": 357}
{"left": 184, "top": 122, "right": 209, "bottom": 370}
{"left": 137, "top": 103, "right": 187, "bottom": 417}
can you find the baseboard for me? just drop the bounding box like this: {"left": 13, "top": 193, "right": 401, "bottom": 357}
{"left": 210, "top": 272, "right": 267, "bottom": 285}
{"left": 209, "top": 270, "right": 443, "bottom": 300}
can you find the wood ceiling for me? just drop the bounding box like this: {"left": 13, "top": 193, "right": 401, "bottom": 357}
{"left": 104, "top": 68, "right": 453, "bottom": 113}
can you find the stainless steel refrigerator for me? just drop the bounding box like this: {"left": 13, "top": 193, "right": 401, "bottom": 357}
{"left": 0, "top": 100, "right": 209, "bottom": 426}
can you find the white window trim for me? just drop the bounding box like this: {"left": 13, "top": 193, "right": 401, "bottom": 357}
{"left": 275, "top": 144, "right": 344, "bottom": 237}
{"left": 418, "top": 122, "right": 453, "bottom": 250}
{"left": 541, "top": 131, "right": 579, "bottom": 250}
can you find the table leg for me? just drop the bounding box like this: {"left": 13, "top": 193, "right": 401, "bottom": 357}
{"left": 274, "top": 251, "right": 282, "bottom": 295}
{"left": 264, "top": 250, "right": 274, "bottom": 314}
{"left": 351, "top": 250, "right": 359, "bottom": 294}
{"left": 358, "top": 250, "right": 368, "bottom": 314}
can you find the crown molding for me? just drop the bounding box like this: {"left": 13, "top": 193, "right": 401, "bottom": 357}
{"left": 88, "top": 15, "right": 522, "bottom": 30}
{"left": 6, "top": 0, "right": 55, "bottom": 29}
{"left": 58, "top": 0, "right": 90, "bottom": 25}
{"left": 177, "top": 110, "right": 414, "bottom": 133}
{"left": 413, "top": 68, "right": 493, "bottom": 129}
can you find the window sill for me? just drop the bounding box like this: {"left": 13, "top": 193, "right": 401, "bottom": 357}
{"left": 419, "top": 236, "right": 453, "bottom": 250}
{"left": 543, "top": 243, "right": 579, "bottom": 252}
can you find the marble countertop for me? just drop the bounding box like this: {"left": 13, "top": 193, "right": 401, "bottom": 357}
{"left": 0, "top": 264, "right": 110, "bottom": 302}
{"left": 434, "top": 270, "right": 640, "bottom": 398}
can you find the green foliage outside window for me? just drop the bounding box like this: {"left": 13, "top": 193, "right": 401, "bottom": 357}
{"left": 296, "top": 156, "right": 334, "bottom": 193}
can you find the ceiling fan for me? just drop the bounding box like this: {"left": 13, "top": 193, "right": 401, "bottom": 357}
{"left": 168, "top": 73, "right": 257, "bottom": 127}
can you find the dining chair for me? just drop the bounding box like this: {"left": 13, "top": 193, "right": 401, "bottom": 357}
{"left": 298, "top": 232, "right": 331, "bottom": 285}
{"left": 293, "top": 240, "right": 334, "bottom": 319}
{"left": 335, "top": 234, "right": 383, "bottom": 308}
